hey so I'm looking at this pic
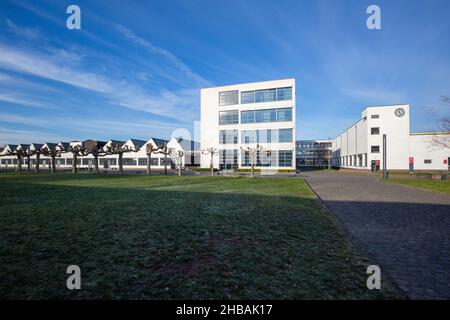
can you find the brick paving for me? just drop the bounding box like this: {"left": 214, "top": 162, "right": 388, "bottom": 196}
{"left": 304, "top": 171, "right": 450, "bottom": 299}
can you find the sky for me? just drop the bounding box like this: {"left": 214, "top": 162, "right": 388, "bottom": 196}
{"left": 0, "top": 0, "right": 449, "bottom": 145}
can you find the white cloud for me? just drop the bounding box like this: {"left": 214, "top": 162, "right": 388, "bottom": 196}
{"left": 115, "top": 24, "right": 210, "bottom": 87}
{"left": 0, "top": 43, "right": 199, "bottom": 121}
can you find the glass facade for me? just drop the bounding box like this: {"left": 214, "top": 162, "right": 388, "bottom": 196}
{"left": 241, "top": 107, "right": 292, "bottom": 124}
{"left": 219, "top": 90, "right": 239, "bottom": 106}
{"left": 240, "top": 150, "right": 293, "bottom": 167}
{"left": 241, "top": 129, "right": 292, "bottom": 144}
{"left": 219, "top": 110, "right": 239, "bottom": 125}
{"left": 219, "top": 149, "right": 238, "bottom": 169}
{"left": 241, "top": 87, "right": 292, "bottom": 104}
{"left": 255, "top": 109, "right": 277, "bottom": 123}
{"left": 241, "top": 110, "right": 255, "bottom": 124}
{"left": 219, "top": 130, "right": 238, "bottom": 144}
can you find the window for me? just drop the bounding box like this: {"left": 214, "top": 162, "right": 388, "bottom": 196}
{"left": 255, "top": 89, "right": 276, "bottom": 103}
{"left": 219, "top": 149, "right": 238, "bottom": 170}
{"left": 371, "top": 114, "right": 380, "bottom": 119}
{"left": 219, "top": 110, "right": 239, "bottom": 125}
{"left": 241, "top": 91, "right": 255, "bottom": 104}
{"left": 82, "top": 159, "right": 93, "bottom": 165}
{"left": 255, "top": 109, "right": 277, "bottom": 123}
{"left": 138, "top": 158, "right": 159, "bottom": 166}
{"left": 256, "top": 129, "right": 273, "bottom": 143}
{"left": 241, "top": 86, "right": 293, "bottom": 104}
{"left": 278, "top": 129, "right": 293, "bottom": 143}
{"left": 276, "top": 87, "right": 292, "bottom": 101}
{"left": 56, "top": 159, "right": 65, "bottom": 166}
{"left": 219, "top": 130, "right": 238, "bottom": 144}
{"left": 424, "top": 159, "right": 432, "bottom": 164}
{"left": 122, "top": 158, "right": 137, "bottom": 166}
{"left": 219, "top": 90, "right": 238, "bottom": 106}
{"left": 278, "top": 150, "right": 293, "bottom": 167}
{"left": 371, "top": 146, "right": 380, "bottom": 153}
{"left": 277, "top": 107, "right": 292, "bottom": 122}
{"left": 371, "top": 127, "right": 380, "bottom": 135}
{"left": 241, "top": 110, "right": 255, "bottom": 124}
{"left": 241, "top": 130, "right": 256, "bottom": 144}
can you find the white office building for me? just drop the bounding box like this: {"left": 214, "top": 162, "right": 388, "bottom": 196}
{"left": 200, "top": 79, "right": 296, "bottom": 170}
{"left": 331, "top": 104, "right": 450, "bottom": 172}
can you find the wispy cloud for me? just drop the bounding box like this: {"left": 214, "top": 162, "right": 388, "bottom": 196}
{"left": 0, "top": 43, "right": 199, "bottom": 121}
{"left": 115, "top": 24, "right": 210, "bottom": 87}
{"left": 0, "top": 93, "right": 57, "bottom": 109}
{"left": 5, "top": 18, "right": 45, "bottom": 41}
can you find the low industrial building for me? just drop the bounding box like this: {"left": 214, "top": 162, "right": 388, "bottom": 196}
{"left": 0, "top": 137, "right": 199, "bottom": 171}
{"left": 331, "top": 104, "right": 450, "bottom": 172}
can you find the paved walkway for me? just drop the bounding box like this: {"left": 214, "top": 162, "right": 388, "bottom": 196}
{"left": 303, "top": 171, "right": 450, "bottom": 299}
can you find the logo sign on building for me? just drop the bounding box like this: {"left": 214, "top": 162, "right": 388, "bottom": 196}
{"left": 444, "top": 159, "right": 448, "bottom": 164}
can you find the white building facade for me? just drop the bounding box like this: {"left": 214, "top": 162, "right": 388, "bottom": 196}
{"left": 331, "top": 104, "right": 450, "bottom": 172}
{"left": 200, "top": 79, "right": 296, "bottom": 170}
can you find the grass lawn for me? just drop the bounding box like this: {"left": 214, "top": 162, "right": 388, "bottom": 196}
{"left": 0, "top": 173, "right": 394, "bottom": 299}
{"left": 389, "top": 178, "right": 450, "bottom": 195}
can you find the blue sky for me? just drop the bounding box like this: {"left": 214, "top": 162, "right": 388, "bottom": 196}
{"left": 0, "top": 0, "right": 449, "bottom": 145}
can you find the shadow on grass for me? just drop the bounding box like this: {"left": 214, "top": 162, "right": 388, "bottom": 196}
{"left": 0, "top": 176, "right": 397, "bottom": 300}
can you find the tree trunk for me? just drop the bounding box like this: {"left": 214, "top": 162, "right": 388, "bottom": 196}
{"left": 17, "top": 156, "right": 22, "bottom": 172}
{"left": 210, "top": 154, "right": 214, "bottom": 177}
{"left": 35, "top": 154, "right": 40, "bottom": 173}
{"left": 27, "top": 156, "right": 31, "bottom": 172}
{"left": 94, "top": 154, "right": 99, "bottom": 174}
{"left": 164, "top": 153, "right": 168, "bottom": 176}
{"left": 51, "top": 155, "right": 56, "bottom": 173}
{"left": 178, "top": 159, "right": 182, "bottom": 176}
{"left": 118, "top": 152, "right": 123, "bottom": 174}
{"left": 147, "top": 153, "right": 151, "bottom": 175}
{"left": 72, "top": 152, "right": 78, "bottom": 174}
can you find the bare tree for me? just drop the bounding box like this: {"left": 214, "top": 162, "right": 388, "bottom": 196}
{"left": 41, "top": 143, "right": 58, "bottom": 174}
{"left": 5, "top": 148, "right": 25, "bottom": 172}
{"left": 104, "top": 141, "right": 135, "bottom": 174}
{"left": 82, "top": 140, "right": 106, "bottom": 174}
{"left": 155, "top": 142, "right": 172, "bottom": 176}
{"left": 240, "top": 144, "right": 263, "bottom": 178}
{"left": 145, "top": 142, "right": 160, "bottom": 175}
{"left": 28, "top": 144, "right": 43, "bottom": 173}
{"left": 201, "top": 147, "right": 218, "bottom": 177}
{"left": 431, "top": 96, "right": 450, "bottom": 148}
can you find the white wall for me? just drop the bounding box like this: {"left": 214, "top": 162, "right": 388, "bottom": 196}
{"left": 200, "top": 78, "right": 296, "bottom": 169}
{"left": 410, "top": 134, "right": 449, "bottom": 171}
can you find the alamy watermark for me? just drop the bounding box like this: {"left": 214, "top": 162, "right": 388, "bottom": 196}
{"left": 66, "top": 265, "right": 81, "bottom": 290}
{"left": 367, "top": 5, "right": 381, "bottom": 30}
{"left": 366, "top": 265, "right": 381, "bottom": 290}
{"left": 66, "top": 5, "right": 81, "bottom": 30}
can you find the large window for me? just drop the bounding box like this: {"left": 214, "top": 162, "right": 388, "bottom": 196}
{"left": 241, "top": 107, "right": 292, "bottom": 124}
{"left": 278, "top": 129, "right": 293, "bottom": 143}
{"left": 219, "top": 149, "right": 238, "bottom": 169}
{"left": 241, "top": 87, "right": 293, "bottom": 104}
{"left": 241, "top": 110, "right": 255, "bottom": 124}
{"left": 371, "top": 146, "right": 380, "bottom": 153}
{"left": 219, "top": 110, "right": 239, "bottom": 125}
{"left": 277, "top": 108, "right": 292, "bottom": 122}
{"left": 241, "top": 129, "right": 292, "bottom": 144}
{"left": 255, "top": 109, "right": 277, "bottom": 123}
{"left": 278, "top": 150, "right": 293, "bottom": 167}
{"left": 241, "top": 91, "right": 255, "bottom": 104}
{"left": 241, "top": 130, "right": 256, "bottom": 144}
{"left": 219, "top": 130, "right": 238, "bottom": 144}
{"left": 255, "top": 89, "right": 276, "bottom": 103}
{"left": 219, "top": 90, "right": 238, "bottom": 106}
{"left": 276, "top": 87, "right": 292, "bottom": 101}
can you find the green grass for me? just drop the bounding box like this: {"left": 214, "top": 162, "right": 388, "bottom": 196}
{"left": 0, "top": 173, "right": 394, "bottom": 299}
{"left": 390, "top": 178, "right": 450, "bottom": 195}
